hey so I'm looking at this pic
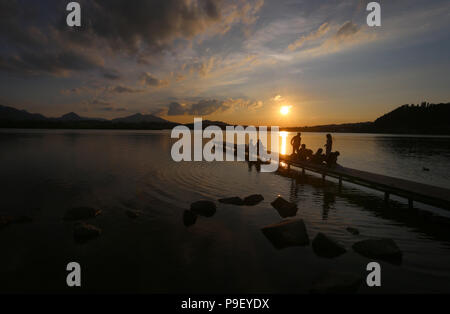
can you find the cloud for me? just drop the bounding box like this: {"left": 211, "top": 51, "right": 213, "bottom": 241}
{"left": 111, "top": 85, "right": 143, "bottom": 94}
{"left": 0, "top": 0, "right": 264, "bottom": 78}
{"left": 102, "top": 69, "right": 121, "bottom": 80}
{"left": 271, "top": 95, "right": 283, "bottom": 102}
{"left": 288, "top": 23, "right": 330, "bottom": 51}
{"left": 333, "top": 21, "right": 360, "bottom": 41}
{"left": 140, "top": 72, "right": 169, "bottom": 88}
{"left": 165, "top": 98, "right": 263, "bottom": 116}
{"left": 0, "top": 50, "right": 105, "bottom": 77}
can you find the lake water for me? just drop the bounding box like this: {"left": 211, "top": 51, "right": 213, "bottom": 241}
{"left": 1, "top": 129, "right": 450, "bottom": 293}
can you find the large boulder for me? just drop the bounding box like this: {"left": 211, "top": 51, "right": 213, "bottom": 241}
{"left": 73, "top": 223, "right": 101, "bottom": 243}
{"left": 64, "top": 207, "right": 101, "bottom": 221}
{"left": 352, "top": 238, "right": 402, "bottom": 264}
{"left": 218, "top": 197, "right": 244, "bottom": 206}
{"left": 271, "top": 196, "right": 298, "bottom": 218}
{"left": 261, "top": 219, "right": 309, "bottom": 249}
{"left": 183, "top": 210, "right": 197, "bottom": 227}
{"left": 310, "top": 272, "right": 362, "bottom": 294}
{"left": 243, "top": 194, "right": 264, "bottom": 206}
{"left": 312, "top": 233, "right": 346, "bottom": 258}
{"left": 190, "top": 201, "right": 216, "bottom": 217}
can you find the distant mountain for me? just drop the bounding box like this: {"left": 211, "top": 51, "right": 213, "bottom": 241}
{"left": 0, "top": 104, "right": 47, "bottom": 121}
{"left": 56, "top": 112, "right": 107, "bottom": 121}
{"left": 112, "top": 113, "right": 169, "bottom": 124}
{"left": 57, "top": 112, "right": 84, "bottom": 121}
{"left": 1, "top": 102, "right": 449, "bottom": 134}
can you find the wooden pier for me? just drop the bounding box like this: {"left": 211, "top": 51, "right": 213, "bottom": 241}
{"left": 219, "top": 142, "right": 450, "bottom": 210}
{"left": 278, "top": 155, "right": 450, "bottom": 210}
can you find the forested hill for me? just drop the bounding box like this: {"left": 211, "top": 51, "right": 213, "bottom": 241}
{"left": 373, "top": 102, "right": 450, "bottom": 134}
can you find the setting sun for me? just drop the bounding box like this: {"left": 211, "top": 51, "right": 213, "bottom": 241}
{"left": 280, "top": 106, "right": 290, "bottom": 115}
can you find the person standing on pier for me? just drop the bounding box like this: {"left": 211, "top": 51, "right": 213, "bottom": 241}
{"left": 325, "top": 134, "right": 333, "bottom": 156}
{"left": 290, "top": 132, "right": 302, "bottom": 155}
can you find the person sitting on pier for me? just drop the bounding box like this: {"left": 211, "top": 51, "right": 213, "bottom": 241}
{"left": 310, "top": 148, "right": 325, "bottom": 164}
{"left": 290, "top": 132, "right": 301, "bottom": 155}
{"left": 325, "top": 151, "right": 340, "bottom": 167}
{"left": 324, "top": 134, "right": 333, "bottom": 156}
{"left": 298, "top": 144, "right": 308, "bottom": 161}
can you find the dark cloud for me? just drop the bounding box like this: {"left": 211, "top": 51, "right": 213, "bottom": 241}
{"left": 99, "top": 106, "right": 127, "bottom": 112}
{"left": 0, "top": 50, "right": 104, "bottom": 76}
{"left": 0, "top": 0, "right": 264, "bottom": 79}
{"left": 140, "top": 72, "right": 169, "bottom": 88}
{"left": 103, "top": 69, "right": 121, "bottom": 80}
{"left": 334, "top": 21, "right": 360, "bottom": 40}
{"left": 111, "top": 85, "right": 143, "bottom": 94}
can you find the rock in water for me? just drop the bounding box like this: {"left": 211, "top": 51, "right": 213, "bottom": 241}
{"left": 270, "top": 196, "right": 298, "bottom": 218}
{"left": 1, "top": 215, "right": 33, "bottom": 228}
{"left": 0, "top": 216, "right": 12, "bottom": 229}
{"left": 352, "top": 238, "right": 402, "bottom": 264}
{"left": 218, "top": 197, "right": 244, "bottom": 205}
{"left": 74, "top": 223, "right": 101, "bottom": 243}
{"left": 243, "top": 194, "right": 264, "bottom": 206}
{"left": 190, "top": 201, "right": 216, "bottom": 217}
{"left": 125, "top": 210, "right": 140, "bottom": 219}
{"left": 261, "top": 219, "right": 309, "bottom": 249}
{"left": 346, "top": 227, "right": 360, "bottom": 235}
{"left": 64, "top": 207, "right": 102, "bottom": 221}
{"left": 12, "top": 216, "right": 33, "bottom": 224}
{"left": 183, "top": 210, "right": 197, "bottom": 227}
{"left": 310, "top": 272, "right": 362, "bottom": 294}
{"left": 312, "top": 233, "right": 346, "bottom": 258}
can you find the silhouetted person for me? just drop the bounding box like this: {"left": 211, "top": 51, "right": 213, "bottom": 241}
{"left": 311, "top": 148, "right": 325, "bottom": 164}
{"left": 298, "top": 144, "right": 307, "bottom": 161}
{"left": 325, "top": 134, "right": 333, "bottom": 156}
{"left": 326, "top": 151, "right": 340, "bottom": 167}
{"left": 290, "top": 132, "right": 301, "bottom": 155}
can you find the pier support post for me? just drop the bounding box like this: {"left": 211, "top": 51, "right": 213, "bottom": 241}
{"left": 409, "top": 199, "right": 413, "bottom": 209}
{"left": 339, "top": 177, "right": 342, "bottom": 188}
{"left": 322, "top": 173, "right": 326, "bottom": 181}
{"left": 302, "top": 168, "right": 305, "bottom": 176}
{"left": 384, "top": 192, "right": 390, "bottom": 203}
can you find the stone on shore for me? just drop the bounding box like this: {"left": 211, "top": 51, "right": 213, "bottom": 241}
{"left": 218, "top": 197, "right": 244, "bottom": 205}
{"left": 1, "top": 215, "right": 33, "bottom": 228}
{"left": 74, "top": 223, "right": 101, "bottom": 243}
{"left": 312, "top": 233, "right": 346, "bottom": 258}
{"left": 346, "top": 227, "right": 360, "bottom": 235}
{"left": 243, "top": 194, "right": 264, "bottom": 206}
{"left": 310, "top": 272, "right": 362, "bottom": 294}
{"left": 125, "top": 209, "right": 140, "bottom": 219}
{"left": 271, "top": 196, "right": 298, "bottom": 218}
{"left": 63, "top": 207, "right": 101, "bottom": 221}
{"left": 190, "top": 201, "right": 216, "bottom": 217}
{"left": 183, "top": 210, "right": 197, "bottom": 227}
{"left": 352, "top": 238, "right": 402, "bottom": 264}
{"left": 261, "top": 219, "right": 309, "bottom": 249}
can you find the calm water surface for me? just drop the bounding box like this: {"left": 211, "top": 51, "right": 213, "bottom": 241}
{"left": 1, "top": 129, "right": 450, "bottom": 293}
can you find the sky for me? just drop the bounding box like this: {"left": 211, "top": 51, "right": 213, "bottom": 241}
{"left": 0, "top": 0, "right": 449, "bottom": 126}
